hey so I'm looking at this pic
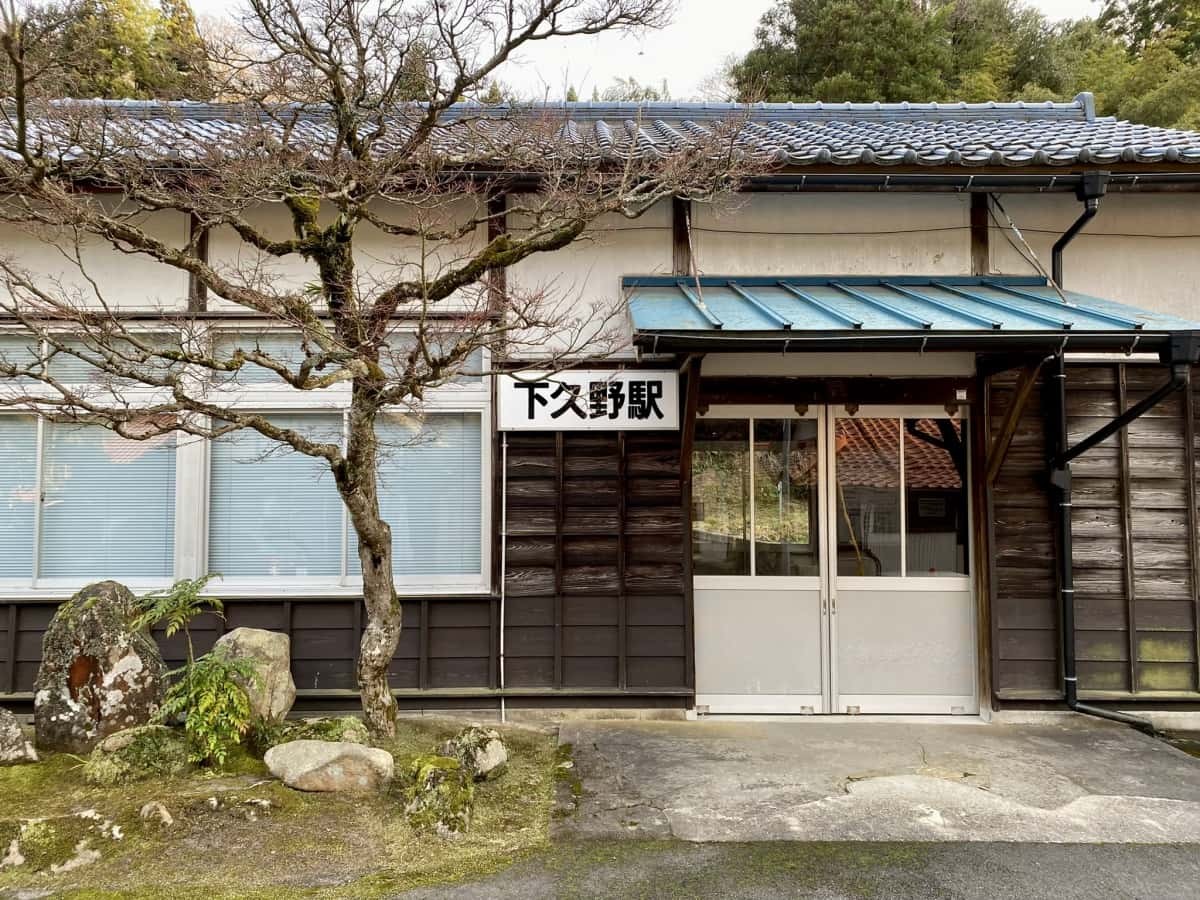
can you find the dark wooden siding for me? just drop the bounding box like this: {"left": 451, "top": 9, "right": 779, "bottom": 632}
{"left": 989, "top": 362, "right": 1200, "bottom": 701}
{"left": 0, "top": 596, "right": 496, "bottom": 701}
{"left": 988, "top": 367, "right": 1060, "bottom": 698}
{"left": 503, "top": 430, "right": 691, "bottom": 692}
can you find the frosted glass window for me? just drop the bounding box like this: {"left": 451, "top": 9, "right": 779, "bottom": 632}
{"left": 213, "top": 330, "right": 313, "bottom": 386}
{"left": 382, "top": 335, "right": 485, "bottom": 385}
{"left": 48, "top": 335, "right": 186, "bottom": 386}
{"left": 349, "top": 413, "right": 482, "bottom": 577}
{"left": 0, "top": 416, "right": 37, "bottom": 578}
{"left": 0, "top": 334, "right": 42, "bottom": 383}
{"left": 209, "top": 414, "right": 345, "bottom": 577}
{"left": 40, "top": 422, "right": 176, "bottom": 578}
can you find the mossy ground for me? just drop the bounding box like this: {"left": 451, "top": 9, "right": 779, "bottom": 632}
{"left": 0, "top": 717, "right": 558, "bottom": 899}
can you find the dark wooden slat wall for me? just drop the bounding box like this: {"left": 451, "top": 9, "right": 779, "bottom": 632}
{"left": 989, "top": 362, "right": 1200, "bottom": 701}
{"left": 0, "top": 597, "right": 496, "bottom": 699}
{"left": 503, "top": 430, "right": 690, "bottom": 692}
{"left": 988, "top": 367, "right": 1060, "bottom": 698}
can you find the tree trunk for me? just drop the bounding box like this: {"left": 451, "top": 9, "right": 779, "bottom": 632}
{"left": 339, "top": 389, "right": 402, "bottom": 739}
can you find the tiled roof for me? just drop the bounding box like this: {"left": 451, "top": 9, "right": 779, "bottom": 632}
{"left": 8, "top": 92, "right": 1200, "bottom": 168}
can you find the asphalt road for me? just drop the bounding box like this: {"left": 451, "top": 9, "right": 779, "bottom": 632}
{"left": 397, "top": 841, "right": 1200, "bottom": 899}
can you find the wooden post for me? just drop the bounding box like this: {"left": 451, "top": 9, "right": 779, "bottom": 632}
{"left": 1185, "top": 371, "right": 1200, "bottom": 690}
{"left": 680, "top": 356, "right": 703, "bottom": 692}
{"left": 187, "top": 213, "right": 209, "bottom": 313}
{"left": 487, "top": 193, "right": 507, "bottom": 313}
{"left": 972, "top": 372, "right": 995, "bottom": 711}
{"left": 617, "top": 430, "right": 628, "bottom": 690}
{"left": 554, "top": 432, "right": 565, "bottom": 690}
{"left": 970, "top": 193, "right": 990, "bottom": 277}
{"left": 1117, "top": 364, "right": 1139, "bottom": 692}
{"left": 672, "top": 196, "right": 693, "bottom": 277}
{"left": 4, "top": 605, "right": 16, "bottom": 695}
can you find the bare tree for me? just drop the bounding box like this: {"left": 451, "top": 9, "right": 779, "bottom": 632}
{"left": 0, "top": 0, "right": 751, "bottom": 736}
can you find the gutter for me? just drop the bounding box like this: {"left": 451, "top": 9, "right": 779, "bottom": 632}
{"left": 1046, "top": 335, "right": 1200, "bottom": 734}
{"left": 1052, "top": 172, "right": 1108, "bottom": 287}
{"left": 739, "top": 172, "right": 1200, "bottom": 192}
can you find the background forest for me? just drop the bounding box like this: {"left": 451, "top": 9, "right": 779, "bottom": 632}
{"left": 729, "top": 0, "right": 1200, "bottom": 128}
{"left": 7, "top": 0, "right": 1200, "bottom": 128}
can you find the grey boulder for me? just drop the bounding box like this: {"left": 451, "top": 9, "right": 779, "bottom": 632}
{"left": 264, "top": 740, "right": 393, "bottom": 792}
{"left": 441, "top": 725, "right": 508, "bottom": 781}
{"left": 34, "top": 581, "right": 166, "bottom": 753}
{"left": 212, "top": 627, "right": 296, "bottom": 723}
{"left": 0, "top": 707, "right": 37, "bottom": 765}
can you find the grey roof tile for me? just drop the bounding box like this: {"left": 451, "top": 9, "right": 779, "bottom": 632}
{"left": 5, "top": 93, "right": 1200, "bottom": 168}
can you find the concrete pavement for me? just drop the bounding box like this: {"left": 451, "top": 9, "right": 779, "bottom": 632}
{"left": 398, "top": 841, "right": 1200, "bottom": 899}
{"left": 554, "top": 716, "right": 1200, "bottom": 843}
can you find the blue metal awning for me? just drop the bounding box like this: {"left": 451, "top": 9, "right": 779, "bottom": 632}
{"left": 626, "top": 275, "right": 1200, "bottom": 354}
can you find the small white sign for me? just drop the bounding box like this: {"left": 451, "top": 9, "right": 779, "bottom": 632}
{"left": 498, "top": 370, "right": 679, "bottom": 431}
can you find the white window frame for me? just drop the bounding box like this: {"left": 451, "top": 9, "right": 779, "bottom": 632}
{"left": 0, "top": 325, "right": 493, "bottom": 598}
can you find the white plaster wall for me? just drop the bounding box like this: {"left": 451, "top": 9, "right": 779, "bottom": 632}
{"left": 990, "top": 193, "right": 1200, "bottom": 321}
{"left": 691, "top": 193, "right": 973, "bottom": 277}
{"left": 507, "top": 200, "right": 673, "bottom": 356}
{"left": 206, "top": 197, "right": 488, "bottom": 312}
{"left": 0, "top": 205, "right": 189, "bottom": 310}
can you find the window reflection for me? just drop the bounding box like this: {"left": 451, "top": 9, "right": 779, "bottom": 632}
{"left": 692, "top": 419, "right": 750, "bottom": 575}
{"left": 835, "top": 417, "right": 901, "bottom": 576}
{"left": 904, "top": 418, "right": 969, "bottom": 576}
{"left": 754, "top": 419, "right": 820, "bottom": 576}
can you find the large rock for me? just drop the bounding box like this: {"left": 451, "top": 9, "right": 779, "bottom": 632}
{"left": 34, "top": 581, "right": 166, "bottom": 753}
{"left": 264, "top": 740, "right": 393, "bottom": 792}
{"left": 0, "top": 707, "right": 37, "bottom": 766}
{"left": 212, "top": 628, "right": 295, "bottom": 724}
{"left": 440, "top": 725, "right": 507, "bottom": 782}
{"left": 404, "top": 755, "right": 474, "bottom": 837}
{"left": 82, "top": 725, "right": 192, "bottom": 786}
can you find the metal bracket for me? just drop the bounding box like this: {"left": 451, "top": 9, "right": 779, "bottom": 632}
{"left": 1049, "top": 466, "right": 1071, "bottom": 492}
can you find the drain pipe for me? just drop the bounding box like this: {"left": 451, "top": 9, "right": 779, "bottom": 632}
{"left": 1048, "top": 352, "right": 1193, "bottom": 735}
{"left": 1051, "top": 171, "right": 1108, "bottom": 288}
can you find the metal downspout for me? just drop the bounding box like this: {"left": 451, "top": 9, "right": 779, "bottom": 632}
{"left": 1048, "top": 354, "right": 1192, "bottom": 735}
{"left": 1051, "top": 172, "right": 1108, "bottom": 288}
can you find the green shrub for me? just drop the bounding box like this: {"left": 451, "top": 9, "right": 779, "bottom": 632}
{"left": 156, "top": 647, "right": 260, "bottom": 767}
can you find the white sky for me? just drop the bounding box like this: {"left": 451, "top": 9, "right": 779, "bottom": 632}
{"left": 189, "top": 0, "right": 1104, "bottom": 101}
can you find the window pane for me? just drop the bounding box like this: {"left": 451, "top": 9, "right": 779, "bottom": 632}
{"left": 905, "top": 418, "right": 969, "bottom": 576}
{"left": 49, "top": 335, "right": 185, "bottom": 386}
{"left": 692, "top": 419, "right": 750, "bottom": 576}
{"left": 209, "top": 414, "right": 344, "bottom": 577}
{"left": 754, "top": 419, "right": 820, "bottom": 576}
{"left": 835, "top": 417, "right": 901, "bottom": 577}
{"left": 0, "top": 416, "right": 37, "bottom": 578}
{"left": 212, "top": 330, "right": 310, "bottom": 386}
{"left": 0, "top": 334, "right": 42, "bottom": 383}
{"left": 40, "top": 422, "right": 176, "bottom": 578}
{"left": 382, "top": 335, "right": 484, "bottom": 385}
{"left": 349, "top": 413, "right": 483, "bottom": 577}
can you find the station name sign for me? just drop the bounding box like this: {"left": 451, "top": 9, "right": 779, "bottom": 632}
{"left": 498, "top": 370, "right": 679, "bottom": 431}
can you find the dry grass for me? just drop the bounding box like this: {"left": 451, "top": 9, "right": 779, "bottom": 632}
{"left": 0, "top": 717, "right": 558, "bottom": 899}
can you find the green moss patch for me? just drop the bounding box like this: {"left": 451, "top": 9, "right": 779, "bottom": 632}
{"left": 1, "top": 716, "right": 559, "bottom": 898}
{"left": 83, "top": 725, "right": 192, "bottom": 786}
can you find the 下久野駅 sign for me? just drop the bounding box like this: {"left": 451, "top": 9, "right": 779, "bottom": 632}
{"left": 498, "top": 370, "right": 679, "bottom": 431}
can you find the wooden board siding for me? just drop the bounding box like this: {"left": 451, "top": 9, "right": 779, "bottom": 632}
{"left": 988, "top": 367, "right": 1060, "bottom": 698}
{"left": 0, "top": 596, "right": 497, "bottom": 701}
{"left": 989, "top": 362, "right": 1200, "bottom": 701}
{"left": 503, "top": 430, "right": 690, "bottom": 693}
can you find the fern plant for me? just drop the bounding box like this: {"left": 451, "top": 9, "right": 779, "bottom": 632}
{"left": 157, "top": 647, "right": 261, "bottom": 767}
{"left": 136, "top": 574, "right": 223, "bottom": 666}
{"left": 139, "top": 576, "right": 257, "bottom": 766}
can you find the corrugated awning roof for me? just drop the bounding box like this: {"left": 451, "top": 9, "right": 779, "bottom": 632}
{"left": 626, "top": 275, "right": 1200, "bottom": 354}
